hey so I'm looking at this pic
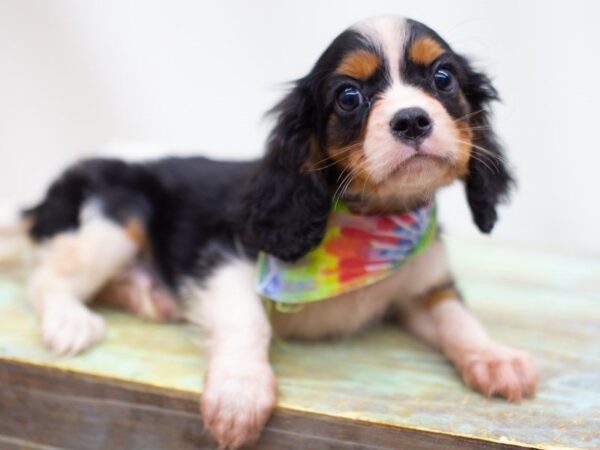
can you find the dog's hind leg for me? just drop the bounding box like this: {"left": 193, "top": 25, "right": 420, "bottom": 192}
{"left": 95, "top": 262, "right": 183, "bottom": 322}
{"left": 27, "top": 203, "right": 140, "bottom": 355}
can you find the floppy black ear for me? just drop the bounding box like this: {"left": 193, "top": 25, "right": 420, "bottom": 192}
{"left": 461, "top": 59, "right": 515, "bottom": 233}
{"left": 245, "top": 81, "right": 331, "bottom": 262}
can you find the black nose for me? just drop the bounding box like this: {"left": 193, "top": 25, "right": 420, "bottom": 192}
{"left": 389, "top": 107, "right": 433, "bottom": 143}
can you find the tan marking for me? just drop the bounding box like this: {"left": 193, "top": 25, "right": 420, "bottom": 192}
{"left": 454, "top": 119, "right": 474, "bottom": 177}
{"left": 124, "top": 218, "right": 147, "bottom": 249}
{"left": 323, "top": 108, "right": 380, "bottom": 196}
{"left": 336, "top": 50, "right": 380, "bottom": 79}
{"left": 410, "top": 37, "right": 445, "bottom": 65}
{"left": 19, "top": 215, "right": 33, "bottom": 234}
{"left": 325, "top": 129, "right": 377, "bottom": 196}
{"left": 424, "top": 286, "right": 458, "bottom": 309}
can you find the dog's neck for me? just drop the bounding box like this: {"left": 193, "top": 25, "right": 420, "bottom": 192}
{"left": 341, "top": 190, "right": 434, "bottom": 216}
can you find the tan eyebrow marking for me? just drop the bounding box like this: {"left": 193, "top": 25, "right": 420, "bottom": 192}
{"left": 409, "top": 37, "right": 445, "bottom": 65}
{"left": 335, "top": 49, "right": 380, "bottom": 80}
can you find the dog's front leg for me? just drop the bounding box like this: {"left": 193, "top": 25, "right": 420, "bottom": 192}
{"left": 184, "top": 258, "right": 276, "bottom": 449}
{"left": 405, "top": 290, "right": 538, "bottom": 401}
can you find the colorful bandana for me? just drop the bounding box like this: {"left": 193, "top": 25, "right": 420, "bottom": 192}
{"left": 257, "top": 202, "right": 437, "bottom": 310}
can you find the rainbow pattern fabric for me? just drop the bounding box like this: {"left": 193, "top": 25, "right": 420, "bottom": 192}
{"left": 257, "top": 201, "right": 437, "bottom": 310}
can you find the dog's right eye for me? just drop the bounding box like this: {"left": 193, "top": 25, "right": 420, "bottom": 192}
{"left": 433, "top": 68, "right": 455, "bottom": 92}
{"left": 336, "top": 86, "right": 364, "bottom": 112}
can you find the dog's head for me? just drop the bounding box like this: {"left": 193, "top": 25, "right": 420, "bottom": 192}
{"left": 247, "top": 16, "right": 513, "bottom": 261}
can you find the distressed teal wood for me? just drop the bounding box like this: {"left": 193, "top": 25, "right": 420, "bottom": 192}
{"left": 0, "top": 235, "right": 598, "bottom": 449}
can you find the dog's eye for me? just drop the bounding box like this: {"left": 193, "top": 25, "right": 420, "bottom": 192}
{"left": 336, "top": 86, "right": 364, "bottom": 112}
{"left": 433, "top": 69, "right": 454, "bottom": 91}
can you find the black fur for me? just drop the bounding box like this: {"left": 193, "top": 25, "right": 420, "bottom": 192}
{"left": 26, "top": 17, "right": 514, "bottom": 292}
{"left": 243, "top": 83, "right": 331, "bottom": 262}
{"left": 25, "top": 159, "right": 160, "bottom": 240}
{"left": 243, "top": 29, "right": 390, "bottom": 261}
{"left": 459, "top": 58, "right": 514, "bottom": 233}
{"left": 26, "top": 157, "right": 260, "bottom": 287}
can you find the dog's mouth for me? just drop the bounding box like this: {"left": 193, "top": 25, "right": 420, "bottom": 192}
{"left": 387, "top": 152, "right": 451, "bottom": 177}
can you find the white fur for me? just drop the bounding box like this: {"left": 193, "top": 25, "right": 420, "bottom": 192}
{"left": 182, "top": 259, "right": 276, "bottom": 450}
{"left": 405, "top": 298, "right": 538, "bottom": 400}
{"left": 352, "top": 16, "right": 407, "bottom": 85}
{"left": 363, "top": 85, "right": 462, "bottom": 184}
{"left": 27, "top": 204, "right": 138, "bottom": 355}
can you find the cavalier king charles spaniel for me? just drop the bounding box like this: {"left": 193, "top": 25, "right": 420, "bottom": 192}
{"left": 22, "top": 16, "right": 538, "bottom": 449}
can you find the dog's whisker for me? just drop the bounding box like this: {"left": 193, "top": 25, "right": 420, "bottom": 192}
{"left": 457, "top": 125, "right": 493, "bottom": 133}
{"left": 453, "top": 138, "right": 506, "bottom": 166}
{"left": 453, "top": 138, "right": 500, "bottom": 169}
{"left": 310, "top": 146, "right": 364, "bottom": 171}
{"left": 361, "top": 167, "right": 374, "bottom": 202}
{"left": 460, "top": 147, "right": 498, "bottom": 174}
{"left": 453, "top": 109, "right": 485, "bottom": 123}
{"left": 336, "top": 164, "right": 353, "bottom": 183}
{"left": 309, "top": 154, "right": 354, "bottom": 172}
{"left": 333, "top": 160, "right": 371, "bottom": 207}
{"left": 333, "top": 168, "right": 355, "bottom": 205}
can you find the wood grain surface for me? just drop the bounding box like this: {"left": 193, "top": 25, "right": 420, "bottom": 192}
{"left": 0, "top": 235, "right": 598, "bottom": 449}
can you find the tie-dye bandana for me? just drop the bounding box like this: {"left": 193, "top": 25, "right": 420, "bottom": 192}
{"left": 257, "top": 202, "right": 437, "bottom": 311}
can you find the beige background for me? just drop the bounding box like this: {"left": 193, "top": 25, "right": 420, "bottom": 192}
{"left": 0, "top": 0, "right": 597, "bottom": 253}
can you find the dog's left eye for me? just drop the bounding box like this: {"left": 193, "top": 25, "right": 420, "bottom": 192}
{"left": 433, "top": 68, "right": 454, "bottom": 91}
{"left": 336, "top": 86, "right": 364, "bottom": 111}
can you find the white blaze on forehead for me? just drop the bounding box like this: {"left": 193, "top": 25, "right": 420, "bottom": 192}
{"left": 351, "top": 15, "right": 409, "bottom": 84}
{"left": 350, "top": 17, "right": 463, "bottom": 190}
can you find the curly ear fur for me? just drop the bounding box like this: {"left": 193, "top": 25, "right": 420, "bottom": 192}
{"left": 461, "top": 58, "right": 515, "bottom": 233}
{"left": 245, "top": 81, "right": 331, "bottom": 262}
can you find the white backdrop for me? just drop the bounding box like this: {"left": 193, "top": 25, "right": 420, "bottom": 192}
{"left": 1, "top": 0, "right": 598, "bottom": 253}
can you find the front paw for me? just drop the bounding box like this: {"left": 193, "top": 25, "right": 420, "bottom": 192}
{"left": 456, "top": 343, "right": 538, "bottom": 401}
{"left": 201, "top": 363, "right": 277, "bottom": 449}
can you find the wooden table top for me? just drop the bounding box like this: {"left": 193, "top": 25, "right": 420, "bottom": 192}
{"left": 0, "top": 235, "right": 599, "bottom": 449}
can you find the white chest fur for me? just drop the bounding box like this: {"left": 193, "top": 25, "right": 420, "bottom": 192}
{"left": 270, "top": 239, "right": 451, "bottom": 340}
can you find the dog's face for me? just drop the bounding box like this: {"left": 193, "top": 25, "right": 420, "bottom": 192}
{"left": 247, "top": 16, "right": 513, "bottom": 261}
{"left": 317, "top": 18, "right": 477, "bottom": 205}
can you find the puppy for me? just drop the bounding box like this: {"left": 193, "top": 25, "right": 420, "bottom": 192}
{"left": 22, "top": 16, "right": 537, "bottom": 449}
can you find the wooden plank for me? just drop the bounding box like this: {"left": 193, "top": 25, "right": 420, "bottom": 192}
{"left": 0, "top": 235, "right": 599, "bottom": 449}
{"left": 0, "top": 359, "right": 531, "bottom": 450}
